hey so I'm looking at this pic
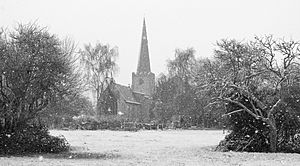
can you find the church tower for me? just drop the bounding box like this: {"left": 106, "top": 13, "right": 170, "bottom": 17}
{"left": 132, "top": 18, "right": 155, "bottom": 96}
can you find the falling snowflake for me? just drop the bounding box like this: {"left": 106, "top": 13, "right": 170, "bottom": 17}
{"left": 38, "top": 156, "right": 44, "bottom": 161}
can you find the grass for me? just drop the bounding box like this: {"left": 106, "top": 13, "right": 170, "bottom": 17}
{"left": 0, "top": 130, "right": 300, "bottom": 165}
{"left": 41, "top": 152, "right": 121, "bottom": 159}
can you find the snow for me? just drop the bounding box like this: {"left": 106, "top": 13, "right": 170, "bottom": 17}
{"left": 1, "top": 130, "right": 300, "bottom": 165}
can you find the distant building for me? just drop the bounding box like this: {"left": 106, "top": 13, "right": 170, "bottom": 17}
{"left": 100, "top": 18, "right": 155, "bottom": 122}
{"left": 132, "top": 18, "right": 155, "bottom": 97}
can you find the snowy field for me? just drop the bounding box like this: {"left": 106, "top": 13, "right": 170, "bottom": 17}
{"left": 1, "top": 130, "right": 300, "bottom": 166}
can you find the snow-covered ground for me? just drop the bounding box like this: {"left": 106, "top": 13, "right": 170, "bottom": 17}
{"left": 1, "top": 130, "right": 300, "bottom": 166}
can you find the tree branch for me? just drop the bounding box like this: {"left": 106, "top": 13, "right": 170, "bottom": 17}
{"left": 222, "top": 109, "right": 244, "bottom": 117}
{"left": 214, "top": 97, "right": 262, "bottom": 120}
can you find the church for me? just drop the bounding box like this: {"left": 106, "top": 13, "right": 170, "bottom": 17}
{"left": 100, "top": 18, "right": 155, "bottom": 122}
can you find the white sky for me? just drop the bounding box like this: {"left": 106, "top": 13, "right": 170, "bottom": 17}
{"left": 1, "top": 0, "right": 300, "bottom": 85}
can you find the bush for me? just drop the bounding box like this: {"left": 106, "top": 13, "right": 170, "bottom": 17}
{"left": 216, "top": 129, "right": 270, "bottom": 152}
{"left": 0, "top": 123, "right": 70, "bottom": 155}
{"left": 98, "top": 115, "right": 124, "bottom": 130}
{"left": 215, "top": 93, "right": 270, "bottom": 152}
{"left": 216, "top": 89, "right": 300, "bottom": 153}
{"left": 73, "top": 115, "right": 124, "bottom": 130}
{"left": 73, "top": 115, "right": 99, "bottom": 130}
{"left": 277, "top": 136, "right": 300, "bottom": 153}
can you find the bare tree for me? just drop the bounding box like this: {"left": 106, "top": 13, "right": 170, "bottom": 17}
{"left": 167, "top": 48, "right": 196, "bottom": 92}
{"left": 203, "top": 36, "right": 300, "bottom": 152}
{"left": 80, "top": 43, "right": 118, "bottom": 116}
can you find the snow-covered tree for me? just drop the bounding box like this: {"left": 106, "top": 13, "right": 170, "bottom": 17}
{"left": 203, "top": 36, "right": 300, "bottom": 152}
{"left": 0, "top": 23, "right": 80, "bottom": 131}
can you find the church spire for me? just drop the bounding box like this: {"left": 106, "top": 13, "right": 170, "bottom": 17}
{"left": 132, "top": 17, "right": 155, "bottom": 96}
{"left": 137, "top": 18, "right": 151, "bottom": 74}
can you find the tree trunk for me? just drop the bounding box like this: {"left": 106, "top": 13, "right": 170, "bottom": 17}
{"left": 96, "top": 100, "right": 101, "bottom": 117}
{"left": 268, "top": 118, "right": 277, "bottom": 152}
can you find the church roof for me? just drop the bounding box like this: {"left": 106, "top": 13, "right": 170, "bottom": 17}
{"left": 114, "top": 84, "right": 141, "bottom": 105}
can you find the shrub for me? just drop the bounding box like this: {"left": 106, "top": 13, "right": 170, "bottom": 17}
{"left": 98, "top": 115, "right": 124, "bottom": 130}
{"left": 216, "top": 129, "right": 270, "bottom": 152}
{"left": 216, "top": 89, "right": 300, "bottom": 153}
{"left": 73, "top": 115, "right": 125, "bottom": 130}
{"left": 73, "top": 115, "right": 100, "bottom": 130}
{"left": 0, "top": 123, "right": 70, "bottom": 155}
{"left": 277, "top": 136, "right": 300, "bottom": 153}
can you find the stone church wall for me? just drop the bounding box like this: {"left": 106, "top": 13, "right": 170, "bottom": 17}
{"left": 132, "top": 72, "right": 155, "bottom": 96}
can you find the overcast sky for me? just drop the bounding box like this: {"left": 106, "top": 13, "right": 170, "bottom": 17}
{"left": 1, "top": 0, "right": 300, "bottom": 85}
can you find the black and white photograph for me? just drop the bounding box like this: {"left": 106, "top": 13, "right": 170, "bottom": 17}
{"left": 1, "top": 0, "right": 300, "bottom": 165}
